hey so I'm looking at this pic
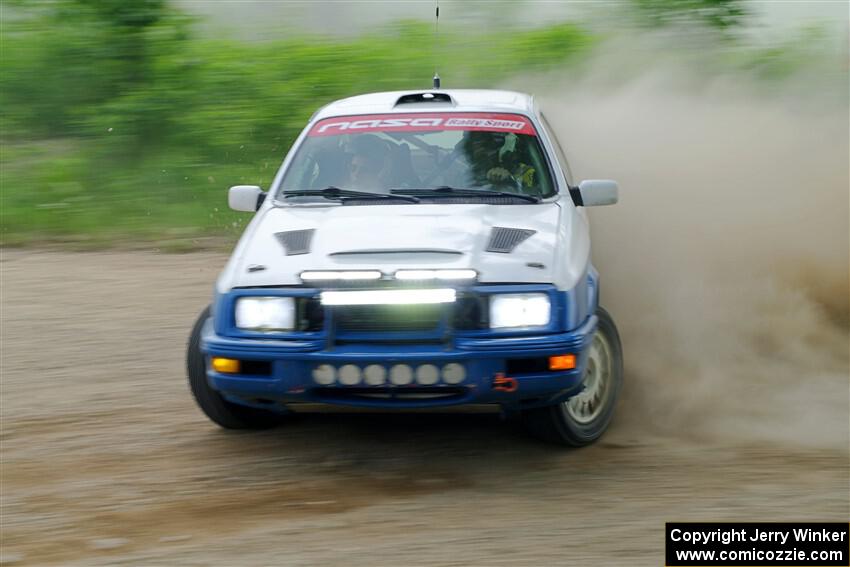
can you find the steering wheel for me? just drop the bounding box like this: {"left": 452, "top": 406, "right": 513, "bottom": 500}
{"left": 421, "top": 141, "right": 465, "bottom": 186}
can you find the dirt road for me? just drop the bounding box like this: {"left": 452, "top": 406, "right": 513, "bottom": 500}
{"left": 1, "top": 249, "right": 847, "bottom": 566}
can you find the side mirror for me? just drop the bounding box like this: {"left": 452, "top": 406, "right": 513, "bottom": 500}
{"left": 228, "top": 185, "right": 266, "bottom": 212}
{"left": 570, "top": 179, "right": 619, "bottom": 207}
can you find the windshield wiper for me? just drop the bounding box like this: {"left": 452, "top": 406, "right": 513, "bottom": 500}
{"left": 390, "top": 186, "right": 540, "bottom": 203}
{"left": 283, "top": 186, "right": 419, "bottom": 203}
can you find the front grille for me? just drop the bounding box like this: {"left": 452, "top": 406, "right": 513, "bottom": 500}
{"left": 316, "top": 293, "right": 487, "bottom": 336}
{"left": 296, "top": 291, "right": 489, "bottom": 340}
{"left": 334, "top": 304, "right": 444, "bottom": 333}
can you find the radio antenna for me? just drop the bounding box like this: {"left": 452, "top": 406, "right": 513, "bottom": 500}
{"left": 432, "top": 0, "right": 441, "bottom": 89}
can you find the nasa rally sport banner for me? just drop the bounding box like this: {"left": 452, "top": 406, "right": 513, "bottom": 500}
{"left": 308, "top": 112, "right": 538, "bottom": 136}
{"left": 665, "top": 523, "right": 849, "bottom": 567}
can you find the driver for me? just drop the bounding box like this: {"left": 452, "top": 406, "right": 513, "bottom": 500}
{"left": 461, "top": 131, "right": 536, "bottom": 190}
{"left": 347, "top": 134, "right": 388, "bottom": 192}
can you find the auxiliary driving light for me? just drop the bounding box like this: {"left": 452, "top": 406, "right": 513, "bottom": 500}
{"left": 549, "top": 354, "right": 576, "bottom": 371}
{"left": 312, "top": 364, "right": 336, "bottom": 385}
{"left": 363, "top": 364, "right": 387, "bottom": 386}
{"left": 211, "top": 357, "right": 240, "bottom": 374}
{"left": 338, "top": 364, "right": 362, "bottom": 385}
{"left": 394, "top": 269, "right": 477, "bottom": 281}
{"left": 415, "top": 364, "right": 439, "bottom": 385}
{"left": 389, "top": 364, "right": 413, "bottom": 385}
{"left": 300, "top": 270, "right": 382, "bottom": 281}
{"left": 320, "top": 288, "right": 456, "bottom": 306}
{"left": 441, "top": 363, "right": 466, "bottom": 384}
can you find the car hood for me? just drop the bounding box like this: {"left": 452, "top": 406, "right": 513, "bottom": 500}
{"left": 222, "top": 203, "right": 563, "bottom": 289}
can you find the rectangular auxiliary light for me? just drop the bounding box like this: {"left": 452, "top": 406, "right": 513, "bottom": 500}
{"left": 300, "top": 270, "right": 382, "bottom": 281}
{"left": 211, "top": 357, "right": 240, "bottom": 374}
{"left": 394, "top": 269, "right": 477, "bottom": 281}
{"left": 320, "top": 288, "right": 456, "bottom": 306}
{"left": 549, "top": 354, "right": 577, "bottom": 371}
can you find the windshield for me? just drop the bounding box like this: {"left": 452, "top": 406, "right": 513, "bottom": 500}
{"left": 277, "top": 112, "right": 555, "bottom": 200}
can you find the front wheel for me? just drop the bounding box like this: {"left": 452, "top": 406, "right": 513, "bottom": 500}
{"left": 187, "top": 306, "right": 286, "bottom": 429}
{"left": 522, "top": 307, "right": 623, "bottom": 446}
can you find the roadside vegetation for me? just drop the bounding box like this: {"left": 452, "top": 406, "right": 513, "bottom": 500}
{"left": 1, "top": 1, "right": 596, "bottom": 248}
{"left": 0, "top": 0, "right": 834, "bottom": 249}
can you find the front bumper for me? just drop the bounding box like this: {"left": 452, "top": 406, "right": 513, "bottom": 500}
{"left": 200, "top": 313, "right": 597, "bottom": 411}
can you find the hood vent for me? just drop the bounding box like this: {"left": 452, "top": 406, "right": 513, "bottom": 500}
{"left": 486, "top": 227, "right": 536, "bottom": 253}
{"left": 275, "top": 229, "right": 315, "bottom": 256}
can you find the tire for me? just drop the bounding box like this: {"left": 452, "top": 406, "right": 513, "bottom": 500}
{"left": 187, "top": 306, "right": 285, "bottom": 429}
{"left": 522, "top": 307, "right": 623, "bottom": 446}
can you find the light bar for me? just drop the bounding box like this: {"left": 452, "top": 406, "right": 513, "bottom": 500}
{"left": 300, "top": 270, "right": 382, "bottom": 281}
{"left": 320, "top": 288, "right": 456, "bottom": 306}
{"left": 394, "top": 269, "right": 477, "bottom": 281}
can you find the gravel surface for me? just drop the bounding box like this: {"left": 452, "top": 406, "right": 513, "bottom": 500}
{"left": 1, "top": 249, "right": 847, "bottom": 566}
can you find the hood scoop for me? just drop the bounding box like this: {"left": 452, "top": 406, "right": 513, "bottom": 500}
{"left": 329, "top": 248, "right": 462, "bottom": 257}
{"left": 328, "top": 248, "right": 463, "bottom": 265}
{"left": 275, "top": 229, "right": 315, "bottom": 256}
{"left": 486, "top": 227, "right": 536, "bottom": 253}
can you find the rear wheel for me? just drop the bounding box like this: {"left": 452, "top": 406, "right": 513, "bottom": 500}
{"left": 522, "top": 307, "right": 623, "bottom": 446}
{"left": 187, "top": 306, "right": 285, "bottom": 429}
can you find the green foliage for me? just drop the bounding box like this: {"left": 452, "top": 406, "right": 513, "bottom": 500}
{"left": 632, "top": 0, "right": 747, "bottom": 31}
{"left": 0, "top": 3, "right": 593, "bottom": 246}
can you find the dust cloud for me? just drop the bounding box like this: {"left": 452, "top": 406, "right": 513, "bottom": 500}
{"left": 536, "top": 52, "right": 849, "bottom": 450}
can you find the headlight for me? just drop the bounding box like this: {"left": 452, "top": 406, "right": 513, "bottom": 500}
{"left": 235, "top": 297, "right": 295, "bottom": 331}
{"left": 489, "top": 293, "right": 551, "bottom": 329}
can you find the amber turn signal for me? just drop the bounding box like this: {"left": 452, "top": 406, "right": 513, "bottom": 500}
{"left": 211, "top": 357, "right": 240, "bottom": 374}
{"left": 548, "top": 354, "right": 576, "bottom": 371}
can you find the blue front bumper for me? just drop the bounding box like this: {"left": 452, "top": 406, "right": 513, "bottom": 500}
{"left": 200, "top": 313, "right": 597, "bottom": 411}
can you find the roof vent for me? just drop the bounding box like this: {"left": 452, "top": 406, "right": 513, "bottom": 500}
{"left": 394, "top": 92, "right": 453, "bottom": 106}
{"left": 486, "top": 227, "right": 536, "bottom": 253}
{"left": 275, "top": 229, "right": 315, "bottom": 256}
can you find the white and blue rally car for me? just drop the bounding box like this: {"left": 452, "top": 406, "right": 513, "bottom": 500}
{"left": 187, "top": 89, "right": 623, "bottom": 445}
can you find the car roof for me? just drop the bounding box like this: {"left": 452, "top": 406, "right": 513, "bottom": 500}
{"left": 311, "top": 89, "right": 537, "bottom": 121}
